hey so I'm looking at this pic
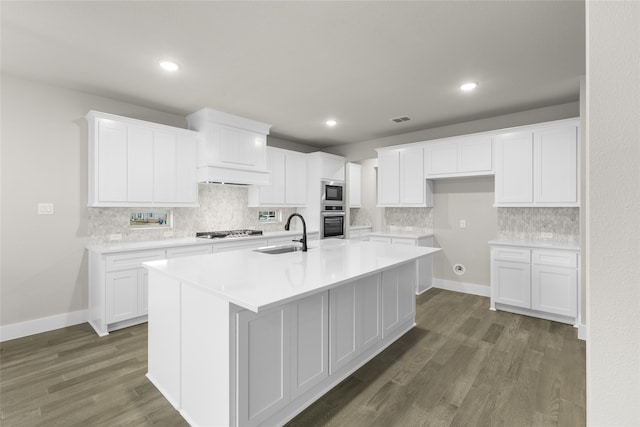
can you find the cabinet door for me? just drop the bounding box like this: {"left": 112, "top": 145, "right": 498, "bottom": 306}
{"left": 127, "top": 125, "right": 154, "bottom": 202}
{"left": 285, "top": 152, "right": 307, "bottom": 205}
{"left": 321, "top": 156, "right": 345, "bottom": 181}
{"left": 137, "top": 268, "right": 148, "bottom": 316}
{"left": 532, "top": 265, "right": 577, "bottom": 317}
{"left": 491, "top": 260, "right": 531, "bottom": 309}
{"left": 459, "top": 136, "right": 493, "bottom": 173}
{"left": 97, "top": 119, "right": 128, "bottom": 202}
{"left": 400, "top": 146, "right": 425, "bottom": 205}
{"left": 258, "top": 148, "right": 286, "bottom": 205}
{"left": 290, "top": 292, "right": 328, "bottom": 399}
{"left": 377, "top": 150, "right": 400, "bottom": 205}
{"left": 348, "top": 163, "right": 362, "bottom": 208}
{"left": 237, "top": 305, "right": 290, "bottom": 427}
{"left": 381, "top": 262, "right": 416, "bottom": 339}
{"left": 534, "top": 125, "right": 578, "bottom": 204}
{"left": 106, "top": 269, "right": 139, "bottom": 323}
{"left": 175, "top": 134, "right": 198, "bottom": 204}
{"left": 424, "top": 141, "right": 458, "bottom": 176}
{"left": 153, "top": 132, "right": 178, "bottom": 203}
{"left": 495, "top": 132, "right": 533, "bottom": 204}
{"left": 329, "top": 282, "right": 358, "bottom": 374}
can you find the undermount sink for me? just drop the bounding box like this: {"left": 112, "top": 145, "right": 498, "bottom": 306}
{"left": 254, "top": 245, "right": 306, "bottom": 255}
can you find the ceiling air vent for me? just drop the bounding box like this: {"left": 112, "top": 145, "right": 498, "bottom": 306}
{"left": 391, "top": 116, "right": 411, "bottom": 123}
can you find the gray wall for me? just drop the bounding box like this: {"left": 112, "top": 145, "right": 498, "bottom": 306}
{"left": 0, "top": 73, "right": 312, "bottom": 327}
{"left": 432, "top": 177, "right": 497, "bottom": 286}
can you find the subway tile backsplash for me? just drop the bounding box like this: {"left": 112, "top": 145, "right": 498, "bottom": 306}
{"left": 497, "top": 207, "right": 579, "bottom": 242}
{"left": 88, "top": 185, "right": 297, "bottom": 243}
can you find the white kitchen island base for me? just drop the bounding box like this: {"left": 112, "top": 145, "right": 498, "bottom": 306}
{"left": 145, "top": 240, "right": 439, "bottom": 427}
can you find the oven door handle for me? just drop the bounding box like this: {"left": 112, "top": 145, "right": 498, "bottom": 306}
{"left": 321, "top": 212, "right": 346, "bottom": 216}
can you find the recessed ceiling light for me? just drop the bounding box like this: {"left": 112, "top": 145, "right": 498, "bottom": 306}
{"left": 159, "top": 60, "right": 179, "bottom": 72}
{"left": 460, "top": 82, "right": 478, "bottom": 91}
{"left": 326, "top": 119, "right": 337, "bottom": 127}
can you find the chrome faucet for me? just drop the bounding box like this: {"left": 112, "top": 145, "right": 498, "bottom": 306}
{"left": 284, "top": 213, "right": 308, "bottom": 252}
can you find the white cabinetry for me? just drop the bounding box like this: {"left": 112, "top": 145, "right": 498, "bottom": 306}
{"left": 329, "top": 274, "right": 380, "bottom": 374}
{"left": 424, "top": 136, "right": 493, "bottom": 178}
{"left": 494, "top": 122, "right": 578, "bottom": 206}
{"left": 86, "top": 111, "right": 199, "bottom": 207}
{"left": 187, "top": 108, "right": 272, "bottom": 186}
{"left": 377, "top": 145, "right": 433, "bottom": 207}
{"left": 248, "top": 147, "right": 307, "bottom": 207}
{"left": 381, "top": 262, "right": 416, "bottom": 340}
{"left": 349, "top": 226, "right": 372, "bottom": 241}
{"left": 368, "top": 234, "right": 434, "bottom": 294}
{"left": 347, "top": 162, "right": 362, "bottom": 208}
{"left": 490, "top": 243, "right": 579, "bottom": 324}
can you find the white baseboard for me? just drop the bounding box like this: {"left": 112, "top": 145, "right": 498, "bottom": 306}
{"left": 578, "top": 323, "right": 587, "bottom": 341}
{"left": 433, "top": 278, "right": 491, "bottom": 297}
{"left": 0, "top": 309, "right": 88, "bottom": 342}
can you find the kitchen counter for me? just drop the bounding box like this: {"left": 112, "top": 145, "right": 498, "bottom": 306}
{"left": 86, "top": 229, "right": 317, "bottom": 254}
{"left": 489, "top": 239, "right": 580, "bottom": 251}
{"left": 145, "top": 239, "right": 440, "bottom": 312}
{"left": 145, "top": 239, "right": 440, "bottom": 426}
{"left": 369, "top": 230, "right": 434, "bottom": 239}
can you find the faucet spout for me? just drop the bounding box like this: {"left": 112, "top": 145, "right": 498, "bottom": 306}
{"left": 284, "top": 213, "right": 308, "bottom": 252}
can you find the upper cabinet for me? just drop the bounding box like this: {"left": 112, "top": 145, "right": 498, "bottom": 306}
{"left": 377, "top": 145, "right": 433, "bottom": 207}
{"left": 307, "top": 152, "right": 345, "bottom": 182}
{"left": 424, "top": 135, "right": 493, "bottom": 178}
{"left": 186, "top": 108, "right": 272, "bottom": 186}
{"left": 248, "top": 147, "right": 307, "bottom": 207}
{"left": 495, "top": 122, "right": 578, "bottom": 207}
{"left": 347, "top": 163, "right": 362, "bottom": 208}
{"left": 86, "top": 111, "right": 198, "bottom": 207}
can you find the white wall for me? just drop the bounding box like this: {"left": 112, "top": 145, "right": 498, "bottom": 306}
{"left": 586, "top": 2, "right": 640, "bottom": 424}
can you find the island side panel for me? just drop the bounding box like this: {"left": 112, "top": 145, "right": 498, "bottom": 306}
{"left": 180, "top": 282, "right": 238, "bottom": 427}
{"left": 147, "top": 270, "right": 182, "bottom": 409}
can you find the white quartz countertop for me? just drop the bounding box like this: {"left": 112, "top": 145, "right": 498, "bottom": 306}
{"left": 489, "top": 239, "right": 580, "bottom": 251}
{"left": 144, "top": 239, "right": 441, "bottom": 313}
{"left": 86, "top": 230, "right": 317, "bottom": 254}
{"left": 368, "top": 231, "right": 434, "bottom": 239}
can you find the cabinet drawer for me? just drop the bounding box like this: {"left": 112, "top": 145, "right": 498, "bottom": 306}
{"left": 166, "top": 245, "right": 213, "bottom": 259}
{"left": 369, "top": 236, "right": 392, "bottom": 244}
{"left": 214, "top": 239, "right": 265, "bottom": 253}
{"left": 391, "top": 237, "right": 417, "bottom": 246}
{"left": 105, "top": 250, "right": 166, "bottom": 272}
{"left": 532, "top": 250, "right": 578, "bottom": 268}
{"left": 491, "top": 247, "right": 530, "bottom": 263}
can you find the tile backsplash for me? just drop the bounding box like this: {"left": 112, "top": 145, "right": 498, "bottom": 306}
{"left": 383, "top": 207, "right": 434, "bottom": 233}
{"left": 497, "top": 207, "right": 579, "bottom": 241}
{"left": 88, "top": 185, "right": 297, "bottom": 243}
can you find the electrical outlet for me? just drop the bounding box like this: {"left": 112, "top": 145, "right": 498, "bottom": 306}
{"left": 459, "top": 219, "right": 466, "bottom": 229}
{"left": 109, "top": 233, "right": 123, "bottom": 241}
{"left": 37, "top": 203, "right": 54, "bottom": 215}
{"left": 541, "top": 232, "right": 553, "bottom": 239}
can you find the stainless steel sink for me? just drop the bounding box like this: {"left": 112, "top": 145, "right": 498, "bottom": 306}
{"left": 254, "top": 245, "right": 305, "bottom": 255}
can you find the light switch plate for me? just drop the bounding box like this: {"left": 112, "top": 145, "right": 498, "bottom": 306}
{"left": 459, "top": 219, "right": 466, "bottom": 228}
{"left": 37, "top": 203, "right": 54, "bottom": 215}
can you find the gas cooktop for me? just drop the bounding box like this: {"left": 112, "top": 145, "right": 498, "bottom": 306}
{"left": 196, "top": 229, "right": 263, "bottom": 239}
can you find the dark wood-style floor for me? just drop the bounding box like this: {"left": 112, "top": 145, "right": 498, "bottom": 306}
{"left": 0, "top": 289, "right": 585, "bottom": 426}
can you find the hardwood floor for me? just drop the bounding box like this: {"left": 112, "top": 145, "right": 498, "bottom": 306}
{"left": 0, "top": 289, "right": 585, "bottom": 426}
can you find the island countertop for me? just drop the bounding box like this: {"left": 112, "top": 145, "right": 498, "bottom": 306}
{"left": 144, "top": 239, "right": 440, "bottom": 312}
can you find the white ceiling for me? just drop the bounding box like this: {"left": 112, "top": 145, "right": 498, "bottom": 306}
{"left": 1, "top": 1, "right": 585, "bottom": 148}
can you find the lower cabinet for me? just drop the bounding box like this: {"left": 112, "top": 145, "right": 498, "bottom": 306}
{"left": 490, "top": 243, "right": 579, "bottom": 324}
{"left": 381, "top": 262, "right": 416, "bottom": 338}
{"left": 236, "top": 291, "right": 328, "bottom": 427}
{"left": 105, "top": 268, "right": 144, "bottom": 323}
{"left": 329, "top": 274, "right": 380, "bottom": 374}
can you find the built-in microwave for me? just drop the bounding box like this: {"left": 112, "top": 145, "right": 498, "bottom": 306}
{"left": 322, "top": 180, "right": 344, "bottom": 204}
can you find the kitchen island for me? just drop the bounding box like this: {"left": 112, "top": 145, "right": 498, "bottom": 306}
{"left": 144, "top": 239, "right": 440, "bottom": 427}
